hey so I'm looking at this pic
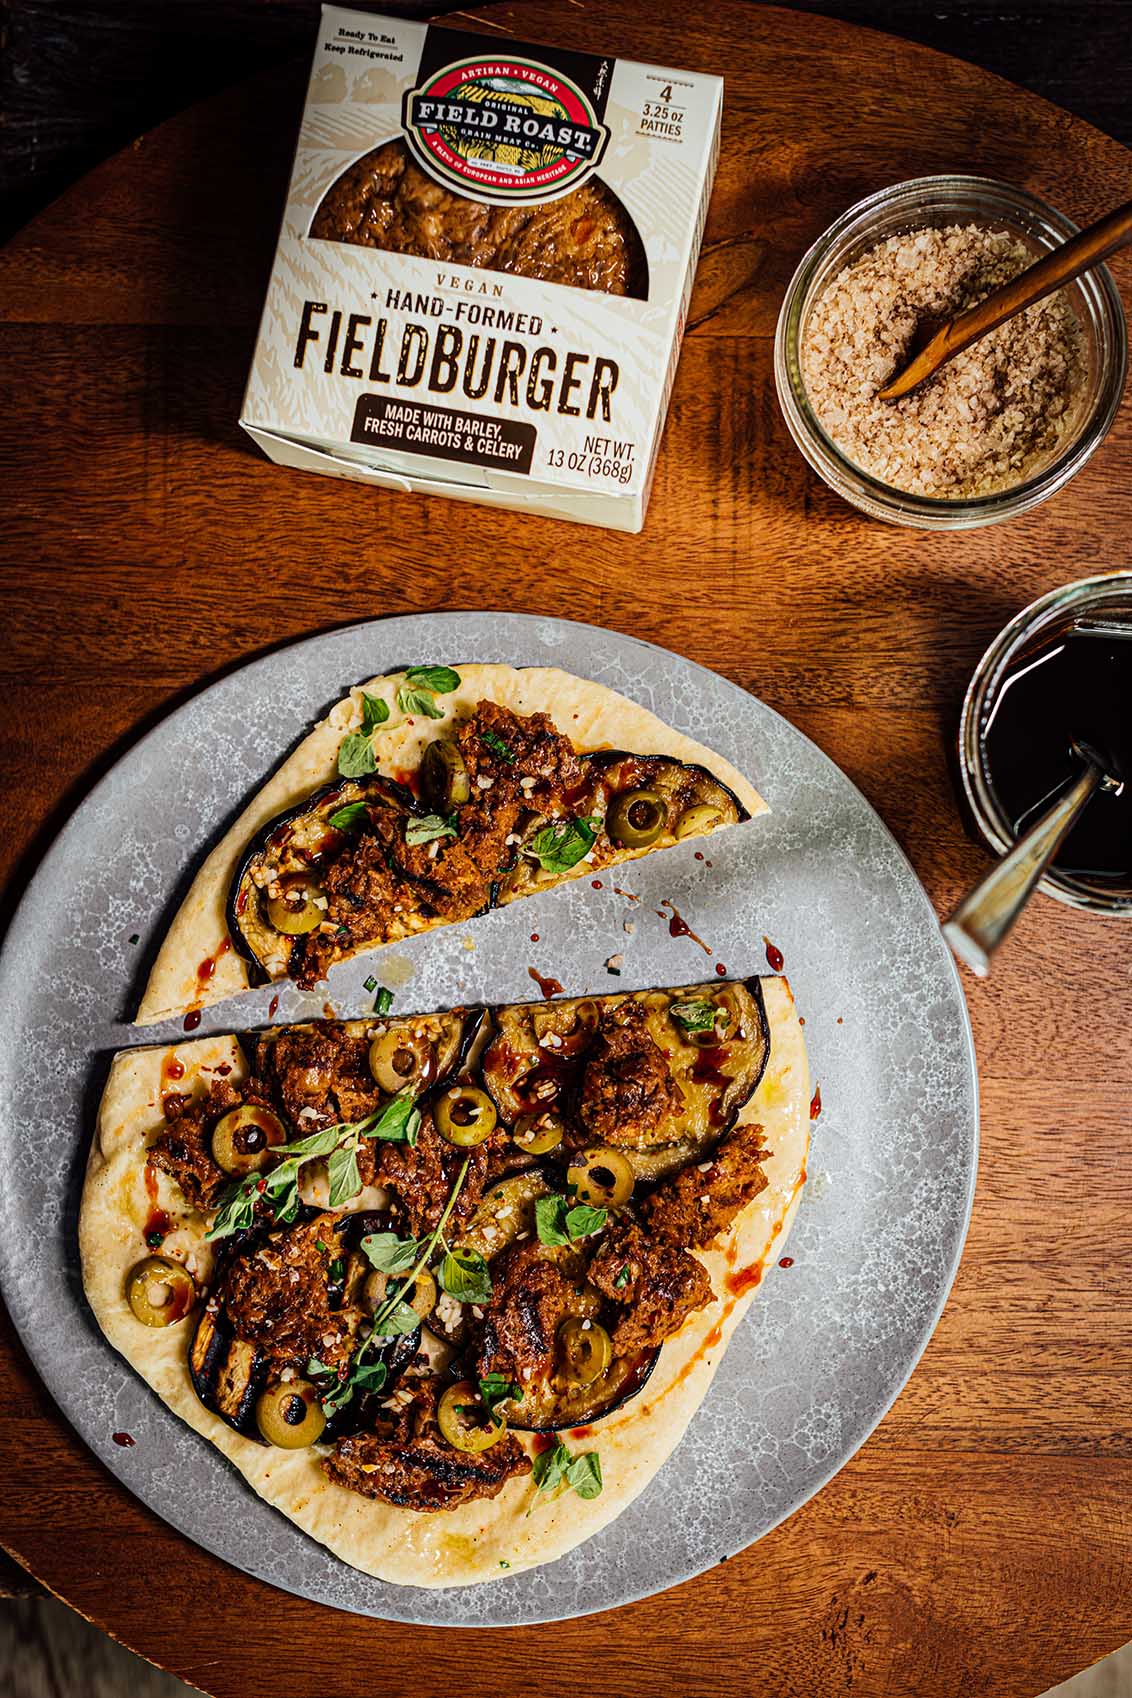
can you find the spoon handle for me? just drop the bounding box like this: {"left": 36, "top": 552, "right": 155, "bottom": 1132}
{"left": 943, "top": 760, "right": 1103, "bottom": 977}
{"left": 937, "top": 199, "right": 1132, "bottom": 363}
{"left": 879, "top": 199, "right": 1132, "bottom": 398}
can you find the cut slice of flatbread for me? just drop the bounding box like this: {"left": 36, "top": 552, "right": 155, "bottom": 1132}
{"left": 137, "top": 665, "right": 766, "bottom": 1023}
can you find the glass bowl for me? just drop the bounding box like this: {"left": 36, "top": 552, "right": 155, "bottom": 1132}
{"left": 958, "top": 570, "right": 1132, "bottom": 915}
{"left": 774, "top": 176, "right": 1127, "bottom": 529}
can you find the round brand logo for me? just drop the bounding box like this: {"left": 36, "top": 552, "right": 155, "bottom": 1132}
{"left": 403, "top": 57, "right": 610, "bottom": 203}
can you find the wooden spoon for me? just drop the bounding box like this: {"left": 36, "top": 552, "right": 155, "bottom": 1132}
{"left": 877, "top": 198, "right": 1132, "bottom": 401}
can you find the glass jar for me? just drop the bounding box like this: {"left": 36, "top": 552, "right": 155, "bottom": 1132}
{"left": 958, "top": 571, "right": 1132, "bottom": 915}
{"left": 774, "top": 176, "right": 1127, "bottom": 529}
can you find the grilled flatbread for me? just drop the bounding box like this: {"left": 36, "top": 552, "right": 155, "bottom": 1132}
{"left": 81, "top": 977, "right": 807, "bottom": 1587}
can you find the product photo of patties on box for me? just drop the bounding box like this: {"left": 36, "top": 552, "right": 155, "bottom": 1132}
{"left": 240, "top": 5, "right": 722, "bottom": 530}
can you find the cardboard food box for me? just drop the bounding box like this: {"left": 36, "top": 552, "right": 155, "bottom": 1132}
{"left": 241, "top": 5, "right": 722, "bottom": 531}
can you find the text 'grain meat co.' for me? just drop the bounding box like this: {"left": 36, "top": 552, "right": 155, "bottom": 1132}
{"left": 241, "top": 4, "right": 723, "bottom": 531}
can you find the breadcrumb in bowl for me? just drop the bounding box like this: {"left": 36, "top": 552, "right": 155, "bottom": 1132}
{"left": 774, "top": 176, "right": 1127, "bottom": 530}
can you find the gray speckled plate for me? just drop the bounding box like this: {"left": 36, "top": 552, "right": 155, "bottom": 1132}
{"left": 0, "top": 613, "right": 977, "bottom": 1625}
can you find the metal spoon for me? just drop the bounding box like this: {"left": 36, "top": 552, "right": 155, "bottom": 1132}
{"left": 944, "top": 740, "right": 1124, "bottom": 976}
{"left": 878, "top": 198, "right": 1132, "bottom": 401}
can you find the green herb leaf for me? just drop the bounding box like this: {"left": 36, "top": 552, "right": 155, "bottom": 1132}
{"left": 306, "top": 1356, "right": 330, "bottom": 1376}
{"left": 204, "top": 1174, "right": 259, "bottom": 1241}
{"left": 366, "top": 1091, "right": 421, "bottom": 1145}
{"left": 361, "top": 692, "right": 391, "bottom": 731}
{"left": 397, "top": 686, "right": 446, "bottom": 720}
{"left": 371, "top": 1299, "right": 422, "bottom": 1338}
{"left": 565, "top": 1203, "right": 608, "bottom": 1241}
{"left": 374, "top": 986, "right": 393, "bottom": 1016}
{"left": 535, "top": 1195, "right": 606, "bottom": 1247}
{"left": 405, "top": 812, "right": 457, "bottom": 847}
{"left": 329, "top": 801, "right": 369, "bottom": 832}
{"left": 527, "top": 817, "right": 597, "bottom": 875}
{"left": 274, "top": 1124, "right": 343, "bottom": 1159}
{"left": 481, "top": 729, "right": 515, "bottom": 763}
{"left": 532, "top": 1441, "right": 568, "bottom": 1494}
{"left": 405, "top": 666, "right": 461, "bottom": 695}
{"left": 670, "top": 997, "right": 724, "bottom": 1035}
{"left": 361, "top": 1231, "right": 422, "bottom": 1275}
{"left": 564, "top": 1450, "right": 603, "bottom": 1499}
{"left": 534, "top": 1195, "right": 571, "bottom": 1247}
{"left": 613, "top": 1263, "right": 631, "bottom": 1291}
{"left": 327, "top": 1144, "right": 362, "bottom": 1208}
{"left": 478, "top": 1373, "right": 521, "bottom": 1424}
{"left": 363, "top": 975, "right": 377, "bottom": 993}
{"left": 532, "top": 1439, "right": 602, "bottom": 1500}
{"left": 352, "top": 1358, "right": 390, "bottom": 1395}
{"left": 337, "top": 732, "right": 377, "bottom": 778}
{"left": 438, "top": 1247, "right": 493, "bottom": 1305}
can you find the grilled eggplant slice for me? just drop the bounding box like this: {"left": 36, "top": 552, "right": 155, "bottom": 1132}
{"left": 496, "top": 752, "right": 746, "bottom": 905}
{"left": 508, "top": 1342, "right": 658, "bottom": 1433}
{"left": 427, "top": 1169, "right": 554, "bottom": 1348}
{"left": 480, "top": 981, "right": 770, "bottom": 1182}
{"left": 189, "top": 1211, "right": 420, "bottom": 1442}
{"left": 227, "top": 775, "right": 417, "bottom": 981}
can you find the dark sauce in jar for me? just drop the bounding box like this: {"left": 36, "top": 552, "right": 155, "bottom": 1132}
{"left": 981, "top": 626, "right": 1132, "bottom": 885}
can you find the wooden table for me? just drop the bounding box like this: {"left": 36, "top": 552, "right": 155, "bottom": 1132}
{"left": 2, "top": 3, "right": 1130, "bottom": 1693}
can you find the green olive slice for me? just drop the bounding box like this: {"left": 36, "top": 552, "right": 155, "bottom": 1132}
{"left": 606, "top": 787, "right": 667, "bottom": 849}
{"left": 557, "top": 1318, "right": 613, "bottom": 1386}
{"left": 435, "top": 1085, "right": 497, "bottom": 1147}
{"left": 211, "top": 1104, "right": 286, "bottom": 1176}
{"left": 567, "top": 1146, "right": 635, "bottom": 1208}
{"left": 421, "top": 739, "right": 471, "bottom": 812}
{"left": 513, "top": 1111, "right": 564, "bottom": 1155}
{"left": 264, "top": 877, "right": 326, "bottom": 935}
{"left": 437, "top": 1381, "right": 507, "bottom": 1453}
{"left": 126, "top": 1256, "right": 196, "bottom": 1327}
{"left": 674, "top": 802, "right": 724, "bottom": 840}
{"left": 255, "top": 1380, "right": 327, "bottom": 1448}
{"left": 363, "top": 1266, "right": 437, "bottom": 1323}
{"left": 368, "top": 1028, "right": 437, "bottom": 1095}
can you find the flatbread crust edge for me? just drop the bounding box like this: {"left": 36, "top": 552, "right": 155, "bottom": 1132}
{"left": 137, "top": 664, "right": 768, "bottom": 1024}
{"left": 80, "top": 978, "right": 808, "bottom": 1589}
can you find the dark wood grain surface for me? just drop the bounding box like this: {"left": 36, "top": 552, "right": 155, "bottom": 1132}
{"left": 1, "top": 1, "right": 1132, "bottom": 1694}
{"left": 3, "top": 0, "right": 1132, "bottom": 241}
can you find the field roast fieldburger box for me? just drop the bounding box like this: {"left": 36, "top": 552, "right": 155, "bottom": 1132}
{"left": 240, "top": 6, "right": 723, "bottom": 531}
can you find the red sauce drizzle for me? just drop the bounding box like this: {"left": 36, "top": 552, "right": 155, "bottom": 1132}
{"left": 143, "top": 1167, "right": 173, "bottom": 1246}
{"left": 392, "top": 767, "right": 420, "bottom": 796}
{"left": 234, "top": 887, "right": 249, "bottom": 916}
{"left": 810, "top": 1085, "right": 822, "bottom": 1120}
{"left": 268, "top": 994, "right": 280, "bottom": 1018}
{"left": 591, "top": 880, "right": 603, "bottom": 890}
{"left": 532, "top": 1433, "right": 556, "bottom": 1454}
{"left": 764, "top": 936, "right": 784, "bottom": 972}
{"left": 694, "top": 851, "right": 704, "bottom": 861}
{"left": 611, "top": 887, "right": 639, "bottom": 902}
{"left": 726, "top": 1264, "right": 763, "bottom": 1297}
{"left": 779, "top": 1257, "right": 794, "bottom": 1268}
{"left": 658, "top": 899, "right": 712, "bottom": 956}
{"left": 704, "top": 1323, "right": 723, "bottom": 1348}
{"left": 527, "top": 966, "right": 563, "bottom": 999}
{"left": 112, "top": 1432, "right": 136, "bottom": 1448}
{"left": 529, "top": 933, "right": 540, "bottom": 944}
{"left": 161, "top": 1056, "right": 185, "bottom": 1085}
{"left": 570, "top": 1425, "right": 593, "bottom": 1440}
{"left": 195, "top": 936, "right": 232, "bottom": 986}
{"left": 715, "top": 962, "right": 727, "bottom": 976}
{"left": 183, "top": 1010, "right": 201, "bottom": 1032}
